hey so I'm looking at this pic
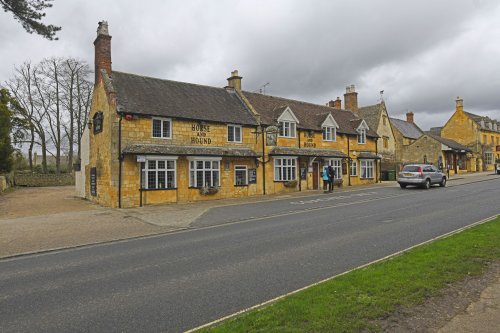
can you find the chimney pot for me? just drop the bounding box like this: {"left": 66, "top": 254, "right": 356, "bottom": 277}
{"left": 227, "top": 70, "right": 242, "bottom": 91}
{"left": 94, "top": 21, "right": 112, "bottom": 85}
{"left": 456, "top": 96, "right": 464, "bottom": 112}
{"left": 406, "top": 112, "right": 414, "bottom": 124}
{"left": 344, "top": 84, "right": 358, "bottom": 113}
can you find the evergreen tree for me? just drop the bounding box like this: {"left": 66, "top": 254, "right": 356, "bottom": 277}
{"left": 0, "top": 89, "right": 15, "bottom": 172}
{"left": 0, "top": 0, "right": 61, "bottom": 40}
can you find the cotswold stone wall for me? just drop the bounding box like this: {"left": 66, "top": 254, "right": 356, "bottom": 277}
{"left": 0, "top": 176, "right": 8, "bottom": 192}
{"left": 14, "top": 172, "right": 75, "bottom": 187}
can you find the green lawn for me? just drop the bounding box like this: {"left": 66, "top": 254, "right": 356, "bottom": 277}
{"left": 201, "top": 216, "right": 500, "bottom": 333}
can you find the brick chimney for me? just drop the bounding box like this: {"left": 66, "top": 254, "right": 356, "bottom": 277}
{"left": 94, "top": 21, "right": 112, "bottom": 85}
{"left": 344, "top": 85, "right": 358, "bottom": 113}
{"left": 328, "top": 97, "right": 342, "bottom": 109}
{"left": 227, "top": 70, "right": 242, "bottom": 91}
{"left": 456, "top": 96, "right": 463, "bottom": 113}
{"left": 406, "top": 112, "right": 414, "bottom": 124}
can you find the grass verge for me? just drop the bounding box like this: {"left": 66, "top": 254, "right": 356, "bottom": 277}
{"left": 200, "top": 216, "right": 500, "bottom": 332}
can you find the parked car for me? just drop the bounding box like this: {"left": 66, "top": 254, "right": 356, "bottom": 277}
{"left": 397, "top": 164, "right": 447, "bottom": 189}
{"left": 496, "top": 163, "right": 500, "bottom": 175}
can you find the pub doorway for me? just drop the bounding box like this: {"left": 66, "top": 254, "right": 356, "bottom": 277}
{"left": 312, "top": 162, "right": 319, "bottom": 190}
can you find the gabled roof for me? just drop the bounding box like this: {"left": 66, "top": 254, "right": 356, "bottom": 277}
{"left": 357, "top": 103, "right": 382, "bottom": 131}
{"left": 110, "top": 71, "right": 258, "bottom": 126}
{"left": 390, "top": 117, "right": 423, "bottom": 139}
{"left": 464, "top": 111, "right": 500, "bottom": 132}
{"left": 426, "top": 134, "right": 471, "bottom": 152}
{"left": 241, "top": 91, "right": 378, "bottom": 137}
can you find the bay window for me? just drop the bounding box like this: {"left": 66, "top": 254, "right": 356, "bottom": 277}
{"left": 141, "top": 158, "right": 177, "bottom": 189}
{"left": 360, "top": 160, "right": 374, "bottom": 179}
{"left": 189, "top": 158, "right": 221, "bottom": 188}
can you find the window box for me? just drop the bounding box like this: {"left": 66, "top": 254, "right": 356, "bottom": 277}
{"left": 283, "top": 180, "right": 298, "bottom": 188}
{"left": 199, "top": 186, "right": 219, "bottom": 195}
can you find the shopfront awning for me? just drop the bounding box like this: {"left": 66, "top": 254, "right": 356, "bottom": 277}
{"left": 268, "top": 147, "right": 348, "bottom": 158}
{"left": 357, "top": 152, "right": 382, "bottom": 159}
{"left": 122, "top": 144, "right": 258, "bottom": 158}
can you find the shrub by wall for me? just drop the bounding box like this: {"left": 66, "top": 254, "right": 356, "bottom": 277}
{"left": 14, "top": 172, "right": 75, "bottom": 187}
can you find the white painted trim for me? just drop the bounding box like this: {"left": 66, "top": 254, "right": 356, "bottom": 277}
{"left": 321, "top": 113, "right": 339, "bottom": 129}
{"left": 151, "top": 117, "right": 172, "bottom": 139}
{"left": 138, "top": 155, "right": 178, "bottom": 161}
{"left": 187, "top": 156, "right": 222, "bottom": 161}
{"left": 227, "top": 124, "right": 243, "bottom": 143}
{"left": 277, "top": 106, "right": 300, "bottom": 123}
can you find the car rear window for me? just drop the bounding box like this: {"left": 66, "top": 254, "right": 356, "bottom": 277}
{"left": 402, "top": 165, "right": 420, "bottom": 172}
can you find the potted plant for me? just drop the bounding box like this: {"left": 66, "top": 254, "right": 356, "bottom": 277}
{"left": 199, "top": 186, "right": 219, "bottom": 195}
{"left": 283, "top": 180, "right": 298, "bottom": 188}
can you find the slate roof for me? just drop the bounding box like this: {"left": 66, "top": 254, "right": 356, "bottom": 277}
{"left": 464, "top": 112, "right": 500, "bottom": 132}
{"left": 357, "top": 152, "right": 382, "bottom": 159}
{"left": 390, "top": 118, "right": 423, "bottom": 139}
{"left": 110, "top": 71, "right": 258, "bottom": 126}
{"left": 242, "top": 91, "right": 378, "bottom": 138}
{"left": 357, "top": 104, "right": 382, "bottom": 131}
{"left": 268, "top": 147, "right": 347, "bottom": 158}
{"left": 426, "top": 134, "right": 471, "bottom": 152}
{"left": 122, "top": 144, "right": 258, "bottom": 157}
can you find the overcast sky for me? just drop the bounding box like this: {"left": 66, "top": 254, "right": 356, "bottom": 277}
{"left": 1, "top": 0, "right": 498, "bottom": 130}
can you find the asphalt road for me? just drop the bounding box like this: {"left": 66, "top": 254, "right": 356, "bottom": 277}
{"left": 1, "top": 179, "right": 499, "bottom": 333}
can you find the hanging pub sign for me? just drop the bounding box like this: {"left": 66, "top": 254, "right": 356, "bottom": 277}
{"left": 266, "top": 126, "right": 279, "bottom": 146}
{"left": 90, "top": 167, "right": 97, "bottom": 196}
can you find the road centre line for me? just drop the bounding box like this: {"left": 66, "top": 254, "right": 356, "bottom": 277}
{"left": 185, "top": 214, "right": 499, "bottom": 332}
{"left": 289, "top": 191, "right": 379, "bottom": 205}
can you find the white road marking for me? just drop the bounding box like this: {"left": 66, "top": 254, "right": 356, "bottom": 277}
{"left": 185, "top": 214, "right": 499, "bottom": 333}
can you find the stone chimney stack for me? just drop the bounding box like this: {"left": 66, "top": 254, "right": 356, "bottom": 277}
{"left": 328, "top": 97, "right": 342, "bottom": 109}
{"left": 227, "top": 70, "right": 242, "bottom": 91}
{"left": 406, "top": 112, "right": 414, "bottom": 124}
{"left": 94, "top": 21, "right": 112, "bottom": 85}
{"left": 344, "top": 84, "right": 358, "bottom": 113}
{"left": 456, "top": 96, "right": 463, "bottom": 113}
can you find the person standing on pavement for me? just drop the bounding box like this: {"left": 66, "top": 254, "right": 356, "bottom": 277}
{"left": 322, "top": 166, "right": 329, "bottom": 191}
{"left": 327, "top": 165, "right": 335, "bottom": 192}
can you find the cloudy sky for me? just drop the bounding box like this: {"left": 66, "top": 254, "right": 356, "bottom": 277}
{"left": 1, "top": 0, "right": 499, "bottom": 130}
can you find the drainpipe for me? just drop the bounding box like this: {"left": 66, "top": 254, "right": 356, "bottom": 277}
{"left": 261, "top": 126, "right": 266, "bottom": 195}
{"left": 298, "top": 129, "right": 301, "bottom": 191}
{"left": 118, "top": 113, "right": 123, "bottom": 208}
{"left": 347, "top": 134, "right": 351, "bottom": 186}
{"left": 375, "top": 139, "right": 382, "bottom": 183}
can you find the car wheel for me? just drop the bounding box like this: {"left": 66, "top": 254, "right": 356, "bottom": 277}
{"left": 439, "top": 177, "right": 447, "bottom": 187}
{"left": 423, "top": 179, "right": 431, "bottom": 189}
{"left": 400, "top": 184, "right": 407, "bottom": 189}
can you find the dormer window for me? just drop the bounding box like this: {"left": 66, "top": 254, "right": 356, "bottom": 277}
{"left": 323, "top": 126, "right": 336, "bottom": 141}
{"left": 357, "top": 128, "right": 366, "bottom": 144}
{"left": 321, "top": 114, "right": 339, "bottom": 142}
{"left": 356, "top": 119, "right": 369, "bottom": 144}
{"left": 279, "top": 121, "right": 296, "bottom": 138}
{"left": 277, "top": 106, "right": 299, "bottom": 138}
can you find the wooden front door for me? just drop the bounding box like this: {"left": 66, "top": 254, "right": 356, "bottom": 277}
{"left": 312, "top": 162, "right": 319, "bottom": 190}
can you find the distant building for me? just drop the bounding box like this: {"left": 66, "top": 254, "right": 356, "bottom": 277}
{"left": 441, "top": 97, "right": 500, "bottom": 172}
{"left": 389, "top": 112, "right": 424, "bottom": 164}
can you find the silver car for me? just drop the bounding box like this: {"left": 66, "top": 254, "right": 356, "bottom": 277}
{"left": 397, "top": 164, "right": 447, "bottom": 189}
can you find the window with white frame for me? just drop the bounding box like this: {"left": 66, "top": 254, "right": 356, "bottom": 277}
{"left": 326, "top": 159, "right": 342, "bottom": 179}
{"left": 234, "top": 165, "right": 248, "bottom": 185}
{"left": 227, "top": 125, "right": 242, "bottom": 143}
{"left": 350, "top": 159, "right": 358, "bottom": 176}
{"left": 189, "top": 158, "right": 220, "bottom": 188}
{"left": 279, "top": 121, "right": 296, "bottom": 138}
{"left": 357, "top": 128, "right": 366, "bottom": 144}
{"left": 274, "top": 157, "right": 297, "bottom": 181}
{"left": 484, "top": 152, "right": 493, "bottom": 165}
{"left": 152, "top": 117, "right": 172, "bottom": 138}
{"left": 322, "top": 126, "right": 336, "bottom": 141}
{"left": 360, "top": 160, "right": 374, "bottom": 179}
{"left": 141, "top": 158, "right": 176, "bottom": 189}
